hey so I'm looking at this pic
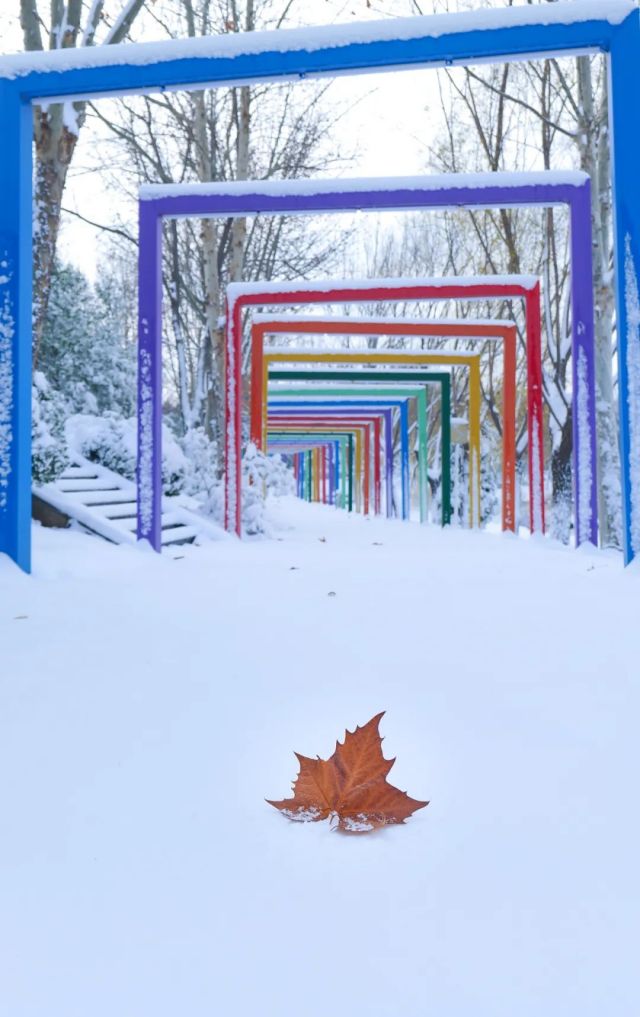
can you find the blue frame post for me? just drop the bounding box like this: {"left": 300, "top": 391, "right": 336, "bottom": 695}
{"left": 0, "top": 83, "right": 31, "bottom": 573}
{"left": 569, "top": 179, "right": 599, "bottom": 545}
{"left": 609, "top": 16, "right": 640, "bottom": 564}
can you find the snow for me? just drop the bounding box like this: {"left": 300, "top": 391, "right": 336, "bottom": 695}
{"left": 80, "top": 0, "right": 103, "bottom": 46}
{"left": 228, "top": 274, "right": 539, "bottom": 301}
{"left": 140, "top": 171, "right": 589, "bottom": 202}
{"left": 1, "top": 502, "right": 638, "bottom": 1017}
{"left": 0, "top": 256, "right": 14, "bottom": 511}
{"left": 0, "top": 2, "right": 632, "bottom": 80}
{"left": 254, "top": 312, "right": 518, "bottom": 329}
{"left": 61, "top": 100, "right": 80, "bottom": 136}
{"left": 271, "top": 365, "right": 454, "bottom": 377}
{"left": 624, "top": 235, "right": 640, "bottom": 558}
{"left": 266, "top": 347, "right": 481, "bottom": 363}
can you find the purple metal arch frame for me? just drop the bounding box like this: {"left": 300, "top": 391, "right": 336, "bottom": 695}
{"left": 138, "top": 172, "right": 597, "bottom": 550}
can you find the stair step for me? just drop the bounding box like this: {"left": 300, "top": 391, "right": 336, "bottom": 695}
{"left": 160, "top": 510, "right": 192, "bottom": 528}
{"left": 100, "top": 513, "right": 208, "bottom": 536}
{"left": 34, "top": 454, "right": 217, "bottom": 550}
{"left": 106, "top": 516, "right": 138, "bottom": 533}
{"left": 60, "top": 466, "right": 101, "bottom": 480}
{"left": 94, "top": 501, "right": 138, "bottom": 520}
{"left": 79, "top": 491, "right": 137, "bottom": 506}
{"left": 57, "top": 479, "right": 126, "bottom": 492}
{"left": 161, "top": 524, "right": 200, "bottom": 545}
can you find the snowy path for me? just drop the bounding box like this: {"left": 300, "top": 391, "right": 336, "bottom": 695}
{"left": 1, "top": 501, "right": 638, "bottom": 1017}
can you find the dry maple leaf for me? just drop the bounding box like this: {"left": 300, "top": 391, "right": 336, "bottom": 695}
{"left": 267, "top": 712, "right": 428, "bottom": 833}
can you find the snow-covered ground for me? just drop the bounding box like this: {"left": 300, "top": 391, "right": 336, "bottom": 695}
{"left": 1, "top": 500, "right": 638, "bottom": 1017}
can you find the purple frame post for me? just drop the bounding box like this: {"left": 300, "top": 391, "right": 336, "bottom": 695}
{"left": 137, "top": 171, "right": 597, "bottom": 548}
{"left": 137, "top": 201, "right": 163, "bottom": 549}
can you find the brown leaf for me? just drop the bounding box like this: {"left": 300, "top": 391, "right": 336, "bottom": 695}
{"left": 267, "top": 713, "right": 428, "bottom": 834}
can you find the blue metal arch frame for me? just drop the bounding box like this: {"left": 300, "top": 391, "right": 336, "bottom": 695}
{"left": 0, "top": 1, "right": 639, "bottom": 569}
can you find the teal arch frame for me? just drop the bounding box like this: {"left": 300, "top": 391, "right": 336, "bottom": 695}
{"left": 0, "top": 1, "right": 639, "bottom": 569}
{"left": 268, "top": 370, "right": 454, "bottom": 526}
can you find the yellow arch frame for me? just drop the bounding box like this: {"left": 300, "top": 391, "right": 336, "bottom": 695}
{"left": 264, "top": 350, "right": 482, "bottom": 527}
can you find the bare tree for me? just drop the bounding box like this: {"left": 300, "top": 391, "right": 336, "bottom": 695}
{"left": 367, "top": 0, "right": 620, "bottom": 544}
{"left": 85, "top": 0, "right": 349, "bottom": 461}
{"left": 405, "top": 39, "right": 618, "bottom": 544}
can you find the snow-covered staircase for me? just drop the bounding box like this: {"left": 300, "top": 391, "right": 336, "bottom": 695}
{"left": 33, "top": 456, "right": 221, "bottom": 548}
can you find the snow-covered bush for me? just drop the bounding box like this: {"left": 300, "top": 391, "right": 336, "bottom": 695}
{"left": 66, "top": 414, "right": 187, "bottom": 495}
{"left": 549, "top": 487, "right": 572, "bottom": 544}
{"left": 448, "top": 428, "right": 500, "bottom": 528}
{"left": 241, "top": 445, "right": 296, "bottom": 535}
{"left": 449, "top": 444, "right": 468, "bottom": 527}
{"left": 479, "top": 425, "right": 500, "bottom": 525}
{"left": 32, "top": 371, "right": 69, "bottom": 484}
{"left": 179, "top": 427, "right": 220, "bottom": 499}
{"left": 243, "top": 443, "right": 295, "bottom": 498}
{"left": 193, "top": 444, "right": 294, "bottom": 535}
{"left": 39, "top": 261, "right": 135, "bottom": 417}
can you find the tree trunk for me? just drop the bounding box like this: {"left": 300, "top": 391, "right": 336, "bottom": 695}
{"left": 193, "top": 99, "right": 225, "bottom": 459}
{"left": 576, "top": 56, "right": 621, "bottom": 547}
{"left": 32, "top": 106, "right": 81, "bottom": 366}
{"left": 23, "top": 0, "right": 146, "bottom": 367}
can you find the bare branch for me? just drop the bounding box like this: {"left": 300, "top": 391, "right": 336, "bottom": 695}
{"left": 104, "top": 0, "right": 147, "bottom": 45}
{"left": 61, "top": 205, "right": 138, "bottom": 244}
{"left": 464, "top": 67, "right": 576, "bottom": 141}
{"left": 81, "top": 0, "right": 106, "bottom": 46}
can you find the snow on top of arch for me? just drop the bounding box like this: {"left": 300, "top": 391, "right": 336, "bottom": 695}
{"left": 227, "top": 274, "right": 539, "bottom": 301}
{"left": 265, "top": 347, "right": 482, "bottom": 360}
{"left": 0, "top": 1, "right": 633, "bottom": 80}
{"left": 252, "top": 313, "right": 518, "bottom": 329}
{"left": 269, "top": 366, "right": 455, "bottom": 375}
{"left": 140, "top": 170, "right": 589, "bottom": 202}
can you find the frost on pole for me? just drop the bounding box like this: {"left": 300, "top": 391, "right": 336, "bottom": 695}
{"left": 624, "top": 236, "right": 640, "bottom": 557}
{"left": 138, "top": 347, "right": 154, "bottom": 538}
{"left": 226, "top": 299, "right": 238, "bottom": 532}
{"left": 0, "top": 257, "right": 14, "bottom": 511}
{"left": 576, "top": 347, "right": 593, "bottom": 545}
{"left": 531, "top": 408, "right": 543, "bottom": 536}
